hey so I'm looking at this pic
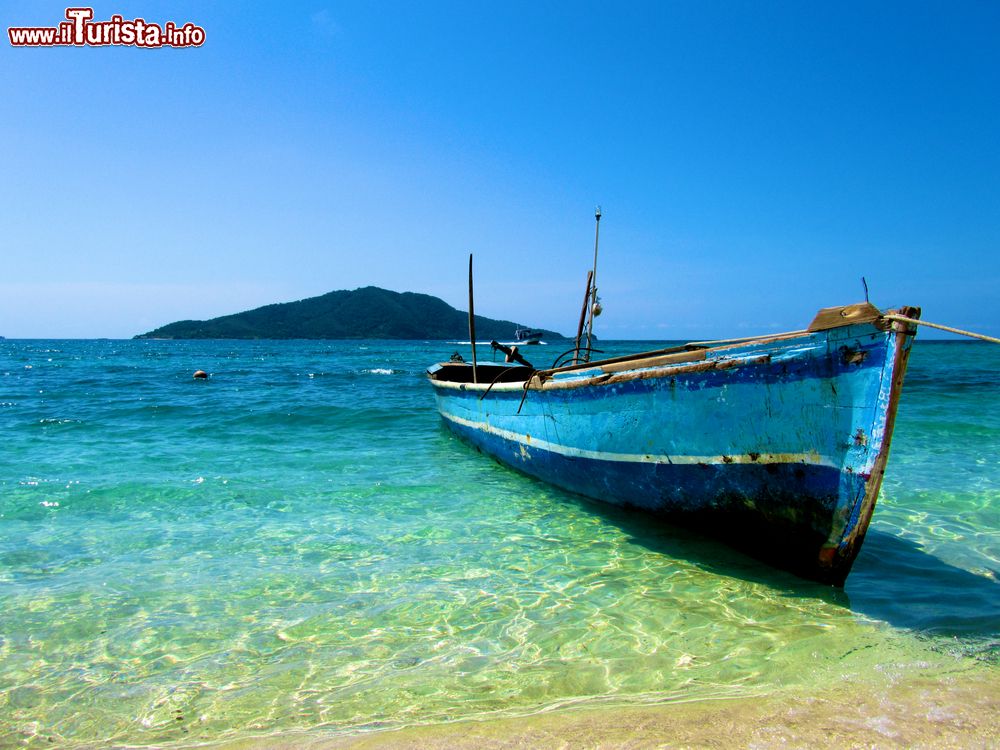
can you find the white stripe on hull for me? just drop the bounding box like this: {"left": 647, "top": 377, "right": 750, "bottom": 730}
{"left": 441, "top": 412, "right": 839, "bottom": 469}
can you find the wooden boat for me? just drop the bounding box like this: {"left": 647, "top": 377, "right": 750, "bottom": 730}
{"left": 427, "top": 302, "right": 920, "bottom": 585}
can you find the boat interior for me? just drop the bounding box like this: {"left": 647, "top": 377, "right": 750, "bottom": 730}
{"left": 428, "top": 362, "right": 534, "bottom": 384}
{"left": 428, "top": 341, "right": 707, "bottom": 384}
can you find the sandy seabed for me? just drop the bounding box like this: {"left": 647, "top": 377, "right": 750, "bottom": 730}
{"left": 211, "top": 671, "right": 999, "bottom": 750}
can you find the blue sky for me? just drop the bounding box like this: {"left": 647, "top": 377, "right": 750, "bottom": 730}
{"left": 2, "top": 1, "right": 997, "bottom": 339}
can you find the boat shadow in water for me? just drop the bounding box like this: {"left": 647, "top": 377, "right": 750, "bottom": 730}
{"left": 560, "top": 493, "right": 999, "bottom": 642}
{"left": 847, "top": 528, "right": 1000, "bottom": 642}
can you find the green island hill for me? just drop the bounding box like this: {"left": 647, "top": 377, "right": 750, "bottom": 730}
{"left": 134, "top": 286, "right": 565, "bottom": 341}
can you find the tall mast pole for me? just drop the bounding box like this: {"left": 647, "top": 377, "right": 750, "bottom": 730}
{"left": 468, "top": 253, "right": 478, "bottom": 384}
{"left": 572, "top": 270, "right": 593, "bottom": 365}
{"left": 584, "top": 206, "right": 602, "bottom": 361}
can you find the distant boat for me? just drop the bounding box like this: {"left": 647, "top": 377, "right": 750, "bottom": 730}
{"left": 428, "top": 302, "right": 920, "bottom": 585}
{"left": 514, "top": 328, "right": 544, "bottom": 345}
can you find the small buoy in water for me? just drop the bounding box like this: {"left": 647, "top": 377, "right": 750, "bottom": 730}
{"left": 193, "top": 370, "right": 208, "bottom": 379}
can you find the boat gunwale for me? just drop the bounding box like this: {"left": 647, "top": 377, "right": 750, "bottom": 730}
{"left": 428, "top": 303, "right": 902, "bottom": 394}
{"left": 429, "top": 352, "right": 783, "bottom": 393}
{"left": 525, "top": 301, "right": 885, "bottom": 378}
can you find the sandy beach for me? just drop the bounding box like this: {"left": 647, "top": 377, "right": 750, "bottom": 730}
{"left": 212, "top": 670, "right": 999, "bottom": 749}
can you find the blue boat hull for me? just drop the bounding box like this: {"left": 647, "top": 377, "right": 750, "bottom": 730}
{"left": 428, "top": 306, "right": 918, "bottom": 584}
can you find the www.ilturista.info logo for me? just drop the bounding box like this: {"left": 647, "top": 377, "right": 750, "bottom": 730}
{"left": 8, "top": 7, "right": 205, "bottom": 48}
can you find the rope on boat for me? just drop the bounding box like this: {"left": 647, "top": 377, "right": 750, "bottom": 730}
{"left": 480, "top": 366, "right": 532, "bottom": 401}
{"left": 551, "top": 346, "right": 605, "bottom": 370}
{"left": 883, "top": 315, "right": 1000, "bottom": 345}
{"left": 517, "top": 378, "right": 532, "bottom": 414}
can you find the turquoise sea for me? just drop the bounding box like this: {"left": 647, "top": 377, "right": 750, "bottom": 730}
{"left": 0, "top": 339, "right": 997, "bottom": 747}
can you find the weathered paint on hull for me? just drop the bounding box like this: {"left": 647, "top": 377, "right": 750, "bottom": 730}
{"left": 428, "top": 315, "right": 917, "bottom": 585}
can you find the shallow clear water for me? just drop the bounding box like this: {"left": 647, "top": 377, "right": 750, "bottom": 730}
{"left": 0, "top": 339, "right": 996, "bottom": 747}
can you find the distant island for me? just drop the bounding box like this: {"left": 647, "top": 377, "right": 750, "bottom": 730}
{"left": 134, "top": 286, "right": 566, "bottom": 341}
